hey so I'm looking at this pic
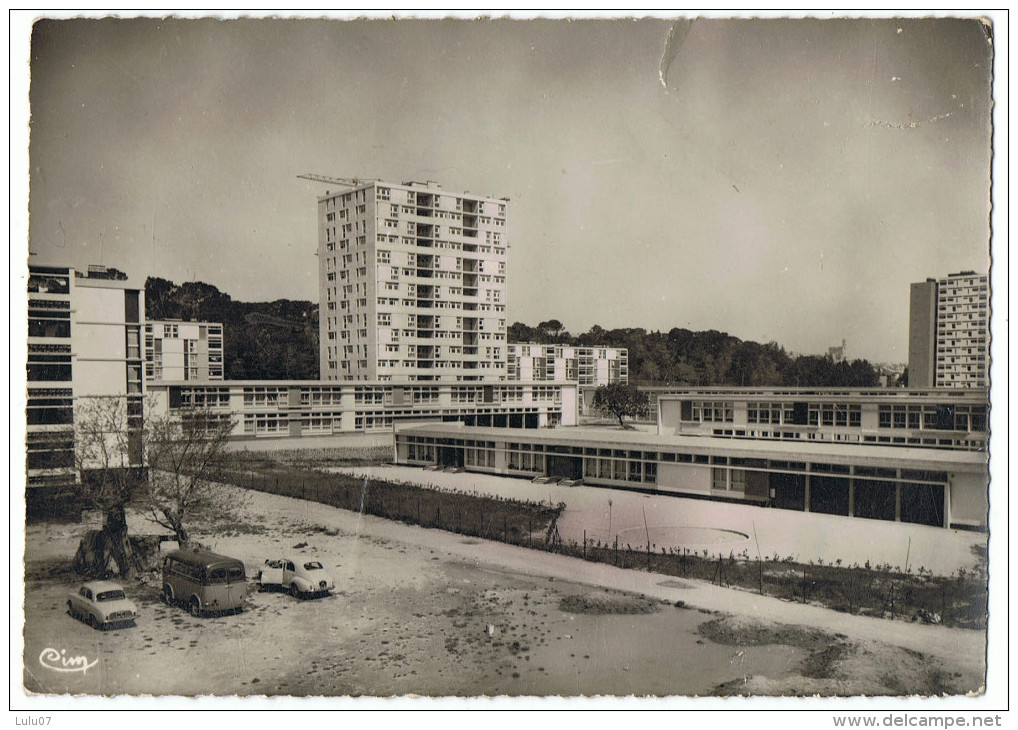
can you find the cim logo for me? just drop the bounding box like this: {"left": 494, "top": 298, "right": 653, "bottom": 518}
{"left": 38, "top": 647, "right": 98, "bottom": 675}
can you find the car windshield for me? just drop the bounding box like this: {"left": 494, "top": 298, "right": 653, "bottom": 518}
{"left": 96, "top": 590, "right": 126, "bottom": 602}
{"left": 303, "top": 562, "right": 323, "bottom": 571}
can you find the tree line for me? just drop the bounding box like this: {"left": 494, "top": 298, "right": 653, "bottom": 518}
{"left": 145, "top": 277, "right": 319, "bottom": 380}
{"left": 509, "top": 319, "right": 884, "bottom": 388}
{"left": 144, "top": 278, "right": 884, "bottom": 387}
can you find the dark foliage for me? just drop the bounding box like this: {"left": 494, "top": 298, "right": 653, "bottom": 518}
{"left": 145, "top": 277, "right": 319, "bottom": 380}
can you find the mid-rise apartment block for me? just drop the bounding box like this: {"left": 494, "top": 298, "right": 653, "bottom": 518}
{"left": 908, "top": 271, "right": 989, "bottom": 388}
{"left": 145, "top": 320, "right": 224, "bottom": 382}
{"left": 507, "top": 344, "right": 628, "bottom": 386}
{"left": 317, "top": 180, "right": 508, "bottom": 383}
{"left": 26, "top": 265, "right": 145, "bottom": 517}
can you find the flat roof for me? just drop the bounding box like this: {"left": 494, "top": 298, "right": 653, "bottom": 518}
{"left": 395, "top": 423, "right": 988, "bottom": 471}
{"left": 74, "top": 276, "right": 142, "bottom": 290}
{"left": 148, "top": 380, "right": 577, "bottom": 388}
{"left": 651, "top": 387, "right": 989, "bottom": 404}
{"left": 316, "top": 179, "right": 507, "bottom": 203}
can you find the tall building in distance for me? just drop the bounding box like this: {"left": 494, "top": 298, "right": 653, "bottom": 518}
{"left": 315, "top": 178, "right": 508, "bottom": 383}
{"left": 908, "top": 271, "right": 989, "bottom": 388}
{"left": 145, "top": 320, "right": 224, "bottom": 382}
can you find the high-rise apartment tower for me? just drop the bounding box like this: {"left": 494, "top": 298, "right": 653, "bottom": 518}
{"left": 907, "top": 271, "right": 989, "bottom": 388}
{"left": 317, "top": 180, "right": 508, "bottom": 382}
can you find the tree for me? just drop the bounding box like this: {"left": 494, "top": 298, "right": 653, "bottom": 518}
{"left": 70, "top": 396, "right": 147, "bottom": 579}
{"left": 538, "top": 319, "right": 566, "bottom": 341}
{"left": 142, "top": 407, "right": 239, "bottom": 545}
{"left": 592, "top": 383, "right": 650, "bottom": 429}
{"left": 507, "top": 321, "right": 538, "bottom": 343}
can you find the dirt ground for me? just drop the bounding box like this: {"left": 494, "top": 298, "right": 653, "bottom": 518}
{"left": 19, "top": 485, "right": 985, "bottom": 699}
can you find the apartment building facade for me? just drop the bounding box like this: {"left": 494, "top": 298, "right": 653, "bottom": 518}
{"left": 26, "top": 265, "right": 145, "bottom": 516}
{"left": 506, "top": 344, "right": 628, "bottom": 386}
{"left": 145, "top": 320, "right": 224, "bottom": 382}
{"left": 317, "top": 180, "right": 508, "bottom": 383}
{"left": 908, "top": 271, "right": 990, "bottom": 388}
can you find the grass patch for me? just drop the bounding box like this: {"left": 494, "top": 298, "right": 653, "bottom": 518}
{"left": 558, "top": 591, "right": 660, "bottom": 615}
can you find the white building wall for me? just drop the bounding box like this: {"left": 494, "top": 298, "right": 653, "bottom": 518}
{"left": 948, "top": 471, "right": 987, "bottom": 527}
{"left": 73, "top": 286, "right": 131, "bottom": 398}
{"left": 656, "top": 463, "right": 711, "bottom": 495}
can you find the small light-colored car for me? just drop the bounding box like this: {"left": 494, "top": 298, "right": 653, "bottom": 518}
{"left": 67, "top": 580, "right": 138, "bottom": 630}
{"left": 258, "top": 558, "right": 335, "bottom": 599}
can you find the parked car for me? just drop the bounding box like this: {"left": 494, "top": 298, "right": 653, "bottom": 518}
{"left": 258, "top": 558, "right": 335, "bottom": 599}
{"left": 67, "top": 581, "right": 137, "bottom": 630}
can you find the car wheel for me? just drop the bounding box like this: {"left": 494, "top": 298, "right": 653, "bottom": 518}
{"left": 290, "top": 583, "right": 301, "bottom": 600}
{"left": 188, "top": 597, "right": 202, "bottom": 617}
{"left": 90, "top": 614, "right": 102, "bottom": 631}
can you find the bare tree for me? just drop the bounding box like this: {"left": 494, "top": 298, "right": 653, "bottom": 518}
{"left": 71, "top": 396, "right": 146, "bottom": 578}
{"left": 142, "top": 407, "right": 239, "bottom": 545}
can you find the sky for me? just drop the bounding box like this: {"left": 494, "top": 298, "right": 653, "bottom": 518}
{"left": 18, "top": 12, "right": 997, "bottom": 364}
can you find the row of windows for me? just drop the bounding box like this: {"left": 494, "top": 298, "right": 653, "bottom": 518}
{"left": 691, "top": 401, "right": 734, "bottom": 423}
{"left": 464, "top": 447, "right": 497, "bottom": 468}
{"left": 747, "top": 402, "right": 793, "bottom": 424}
{"left": 401, "top": 436, "right": 951, "bottom": 484}
{"left": 242, "top": 413, "right": 287, "bottom": 434}
{"left": 507, "top": 451, "right": 545, "bottom": 473}
{"left": 584, "top": 457, "right": 657, "bottom": 484}
{"left": 354, "top": 414, "right": 393, "bottom": 431}
{"left": 809, "top": 404, "right": 862, "bottom": 428}
{"left": 181, "top": 388, "right": 231, "bottom": 408}
{"left": 242, "top": 388, "right": 288, "bottom": 407}
{"left": 878, "top": 404, "right": 987, "bottom": 432}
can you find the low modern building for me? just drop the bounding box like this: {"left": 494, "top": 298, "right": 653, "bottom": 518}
{"left": 394, "top": 421, "right": 986, "bottom": 530}
{"left": 147, "top": 380, "right": 578, "bottom": 440}
{"left": 26, "top": 265, "right": 146, "bottom": 517}
{"left": 652, "top": 387, "right": 989, "bottom": 452}
{"left": 145, "top": 320, "right": 224, "bottom": 382}
{"left": 392, "top": 386, "right": 989, "bottom": 531}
